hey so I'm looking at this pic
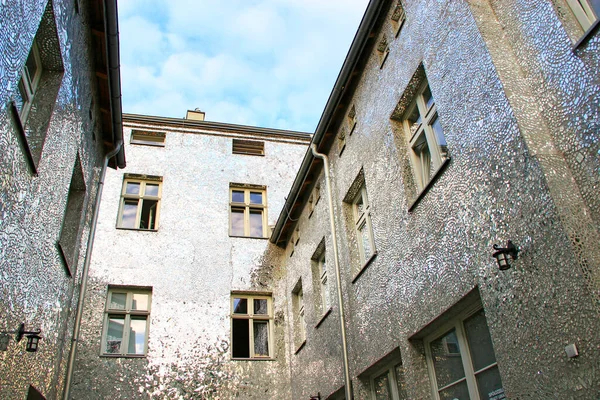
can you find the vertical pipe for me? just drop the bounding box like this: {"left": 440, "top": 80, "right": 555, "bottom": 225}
{"left": 310, "top": 144, "right": 353, "bottom": 399}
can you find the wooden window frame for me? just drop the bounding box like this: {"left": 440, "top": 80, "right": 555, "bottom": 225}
{"left": 230, "top": 294, "right": 274, "bottom": 359}
{"left": 352, "top": 185, "right": 376, "bottom": 268}
{"left": 101, "top": 288, "right": 152, "bottom": 357}
{"left": 369, "top": 362, "right": 408, "bottom": 400}
{"left": 130, "top": 130, "right": 166, "bottom": 147}
{"left": 229, "top": 185, "right": 268, "bottom": 238}
{"left": 424, "top": 305, "right": 503, "bottom": 400}
{"left": 308, "top": 182, "right": 321, "bottom": 218}
{"left": 566, "top": 0, "right": 599, "bottom": 31}
{"left": 117, "top": 175, "right": 163, "bottom": 231}
{"left": 391, "top": 1, "right": 407, "bottom": 37}
{"left": 18, "top": 40, "right": 43, "bottom": 123}
{"left": 292, "top": 282, "right": 306, "bottom": 351}
{"left": 232, "top": 139, "right": 265, "bottom": 156}
{"left": 402, "top": 81, "right": 448, "bottom": 193}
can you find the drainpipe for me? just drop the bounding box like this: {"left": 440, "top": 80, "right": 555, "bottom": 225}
{"left": 62, "top": 142, "right": 122, "bottom": 400}
{"left": 310, "top": 144, "right": 353, "bottom": 399}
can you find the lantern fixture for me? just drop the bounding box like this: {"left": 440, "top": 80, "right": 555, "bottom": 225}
{"left": 492, "top": 240, "right": 519, "bottom": 270}
{"left": 0, "top": 323, "right": 42, "bottom": 353}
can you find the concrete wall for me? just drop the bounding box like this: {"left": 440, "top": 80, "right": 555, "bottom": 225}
{"left": 70, "top": 119, "right": 309, "bottom": 399}
{"left": 0, "top": 1, "right": 110, "bottom": 399}
{"left": 280, "top": 0, "right": 600, "bottom": 399}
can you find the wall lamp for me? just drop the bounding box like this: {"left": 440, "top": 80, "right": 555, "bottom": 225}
{"left": 492, "top": 240, "right": 519, "bottom": 270}
{"left": 0, "top": 323, "right": 42, "bottom": 352}
{"left": 309, "top": 393, "right": 321, "bottom": 400}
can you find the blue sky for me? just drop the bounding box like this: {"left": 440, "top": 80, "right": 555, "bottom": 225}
{"left": 117, "top": 0, "right": 370, "bottom": 133}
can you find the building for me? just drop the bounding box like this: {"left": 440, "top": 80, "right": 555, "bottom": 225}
{"left": 45, "top": 0, "right": 600, "bottom": 399}
{"left": 0, "top": 0, "right": 125, "bottom": 399}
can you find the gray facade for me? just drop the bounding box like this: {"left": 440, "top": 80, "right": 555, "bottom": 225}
{"left": 0, "top": 0, "right": 124, "bottom": 399}
{"left": 70, "top": 115, "right": 310, "bottom": 399}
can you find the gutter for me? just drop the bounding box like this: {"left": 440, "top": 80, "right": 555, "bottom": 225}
{"left": 270, "top": 0, "right": 385, "bottom": 245}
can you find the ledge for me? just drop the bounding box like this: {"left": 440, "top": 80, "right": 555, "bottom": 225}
{"left": 315, "top": 307, "right": 333, "bottom": 329}
{"left": 573, "top": 18, "right": 600, "bottom": 50}
{"left": 116, "top": 227, "right": 159, "bottom": 232}
{"left": 408, "top": 157, "right": 451, "bottom": 212}
{"left": 294, "top": 340, "right": 307, "bottom": 355}
{"left": 56, "top": 242, "right": 72, "bottom": 277}
{"left": 100, "top": 354, "right": 146, "bottom": 358}
{"left": 231, "top": 357, "right": 275, "bottom": 361}
{"left": 352, "top": 251, "right": 378, "bottom": 284}
{"left": 229, "top": 235, "right": 268, "bottom": 240}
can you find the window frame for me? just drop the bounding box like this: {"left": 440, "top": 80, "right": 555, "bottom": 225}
{"left": 292, "top": 283, "right": 306, "bottom": 351}
{"left": 229, "top": 185, "right": 268, "bottom": 238}
{"left": 566, "top": 0, "right": 599, "bottom": 31}
{"left": 117, "top": 175, "right": 163, "bottom": 231}
{"left": 369, "top": 362, "right": 408, "bottom": 400}
{"left": 424, "top": 305, "right": 503, "bottom": 400}
{"left": 402, "top": 81, "right": 448, "bottom": 193}
{"left": 130, "top": 130, "right": 166, "bottom": 147}
{"left": 352, "top": 185, "right": 376, "bottom": 269}
{"left": 101, "top": 288, "right": 152, "bottom": 357}
{"left": 18, "top": 40, "right": 43, "bottom": 123}
{"left": 230, "top": 293, "right": 274, "bottom": 360}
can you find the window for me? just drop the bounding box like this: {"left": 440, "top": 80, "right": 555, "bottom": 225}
{"left": 231, "top": 293, "right": 273, "bottom": 359}
{"left": 425, "top": 308, "right": 504, "bottom": 400}
{"left": 391, "top": 1, "right": 407, "bottom": 37}
{"left": 57, "top": 155, "right": 86, "bottom": 276}
{"left": 229, "top": 185, "right": 267, "bottom": 238}
{"left": 311, "top": 239, "right": 329, "bottom": 316}
{"left": 232, "top": 139, "right": 264, "bottom": 156}
{"left": 377, "top": 34, "right": 390, "bottom": 68}
{"left": 402, "top": 81, "right": 448, "bottom": 192}
{"left": 566, "top": 0, "right": 599, "bottom": 31}
{"left": 370, "top": 363, "right": 408, "bottom": 400}
{"left": 352, "top": 184, "right": 376, "bottom": 269}
{"left": 102, "top": 288, "right": 151, "bottom": 356}
{"left": 17, "top": 40, "right": 42, "bottom": 123}
{"left": 348, "top": 105, "right": 357, "bottom": 136}
{"left": 308, "top": 182, "right": 321, "bottom": 217}
{"left": 338, "top": 127, "right": 347, "bottom": 155}
{"left": 130, "top": 130, "right": 166, "bottom": 147}
{"left": 292, "top": 281, "right": 306, "bottom": 350}
{"left": 117, "top": 174, "right": 162, "bottom": 230}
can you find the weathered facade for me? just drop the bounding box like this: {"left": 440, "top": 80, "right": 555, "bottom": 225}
{"left": 69, "top": 113, "right": 311, "bottom": 399}
{"left": 0, "top": 0, "right": 125, "bottom": 399}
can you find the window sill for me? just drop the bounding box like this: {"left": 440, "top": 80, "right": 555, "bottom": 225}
{"left": 100, "top": 354, "right": 147, "bottom": 358}
{"left": 294, "top": 340, "right": 307, "bottom": 355}
{"left": 231, "top": 357, "right": 275, "bottom": 361}
{"left": 315, "top": 307, "right": 333, "bottom": 328}
{"left": 116, "top": 227, "right": 159, "bottom": 232}
{"left": 352, "top": 251, "right": 378, "bottom": 283}
{"left": 573, "top": 18, "right": 600, "bottom": 50}
{"left": 9, "top": 101, "right": 37, "bottom": 175}
{"left": 408, "top": 157, "right": 451, "bottom": 212}
{"left": 228, "top": 235, "right": 268, "bottom": 240}
{"left": 56, "top": 242, "right": 73, "bottom": 277}
{"left": 131, "top": 142, "right": 165, "bottom": 147}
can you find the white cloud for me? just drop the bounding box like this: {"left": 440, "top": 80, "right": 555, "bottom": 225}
{"left": 117, "top": 0, "right": 369, "bottom": 132}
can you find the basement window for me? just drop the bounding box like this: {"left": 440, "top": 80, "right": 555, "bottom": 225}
{"left": 130, "top": 130, "right": 166, "bottom": 147}
{"left": 232, "top": 139, "right": 264, "bottom": 156}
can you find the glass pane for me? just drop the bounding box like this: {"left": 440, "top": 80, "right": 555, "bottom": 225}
{"left": 109, "top": 293, "right": 126, "bottom": 310}
{"left": 121, "top": 201, "right": 139, "bottom": 228}
{"left": 476, "top": 365, "right": 504, "bottom": 400}
{"left": 321, "top": 276, "right": 329, "bottom": 310}
{"left": 373, "top": 371, "right": 392, "bottom": 400}
{"left": 438, "top": 380, "right": 470, "bottom": 400}
{"left": 25, "top": 48, "right": 39, "bottom": 84}
{"left": 131, "top": 293, "right": 149, "bottom": 311}
{"left": 140, "top": 199, "right": 158, "bottom": 229}
{"left": 406, "top": 105, "right": 422, "bottom": 137}
{"left": 230, "top": 208, "right": 244, "bottom": 236}
{"left": 254, "top": 299, "right": 268, "bottom": 315}
{"left": 359, "top": 221, "right": 372, "bottom": 258}
{"left": 464, "top": 309, "right": 497, "bottom": 372}
{"left": 253, "top": 320, "right": 269, "bottom": 356}
{"left": 232, "top": 190, "right": 244, "bottom": 203}
{"left": 430, "top": 329, "right": 465, "bottom": 389}
{"left": 413, "top": 136, "right": 431, "bottom": 186}
{"left": 249, "top": 192, "right": 262, "bottom": 204}
{"left": 128, "top": 317, "right": 147, "bottom": 354}
{"left": 431, "top": 115, "right": 448, "bottom": 159}
{"left": 106, "top": 316, "right": 124, "bottom": 354}
{"left": 144, "top": 183, "right": 159, "bottom": 197}
{"left": 395, "top": 364, "right": 408, "bottom": 399}
{"left": 125, "top": 182, "right": 140, "bottom": 195}
{"left": 423, "top": 85, "right": 434, "bottom": 110}
{"left": 249, "top": 210, "right": 263, "bottom": 237}
{"left": 232, "top": 319, "right": 249, "bottom": 358}
{"left": 18, "top": 78, "right": 29, "bottom": 105}
{"left": 233, "top": 298, "right": 248, "bottom": 314}
{"left": 355, "top": 194, "right": 365, "bottom": 216}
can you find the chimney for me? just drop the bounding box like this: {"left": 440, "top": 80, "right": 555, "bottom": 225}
{"left": 186, "top": 108, "right": 205, "bottom": 121}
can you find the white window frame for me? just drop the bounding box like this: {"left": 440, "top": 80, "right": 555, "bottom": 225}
{"left": 230, "top": 293, "right": 274, "bottom": 359}
{"left": 229, "top": 186, "right": 268, "bottom": 238}
{"left": 352, "top": 185, "right": 376, "bottom": 267}
{"left": 18, "top": 40, "right": 42, "bottom": 122}
{"left": 101, "top": 288, "right": 151, "bottom": 357}
{"left": 566, "top": 0, "right": 599, "bottom": 31}
{"left": 293, "top": 285, "right": 306, "bottom": 348}
{"left": 424, "top": 305, "right": 503, "bottom": 400}
{"left": 117, "top": 176, "right": 162, "bottom": 230}
{"left": 369, "top": 362, "right": 407, "bottom": 400}
{"left": 317, "top": 252, "right": 329, "bottom": 312}
{"left": 402, "top": 81, "right": 448, "bottom": 192}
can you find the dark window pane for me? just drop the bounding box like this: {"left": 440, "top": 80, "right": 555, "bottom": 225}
{"left": 395, "top": 364, "right": 408, "bottom": 399}
{"left": 232, "top": 319, "right": 249, "bottom": 358}
{"left": 373, "top": 371, "right": 392, "bottom": 400}
{"left": 476, "top": 365, "right": 504, "bottom": 400}
{"left": 232, "top": 190, "right": 244, "bottom": 203}
{"left": 423, "top": 85, "right": 434, "bottom": 110}
{"left": 125, "top": 182, "right": 140, "bottom": 195}
{"left": 253, "top": 320, "right": 269, "bottom": 356}
{"left": 430, "top": 329, "right": 465, "bottom": 388}
{"left": 250, "top": 192, "right": 262, "bottom": 204}
{"left": 590, "top": 0, "right": 600, "bottom": 17}
{"left": 233, "top": 298, "right": 247, "bottom": 314}
{"left": 438, "top": 380, "right": 470, "bottom": 400}
{"left": 25, "top": 48, "right": 39, "bottom": 84}
{"left": 106, "top": 316, "right": 125, "bottom": 354}
{"left": 254, "top": 299, "right": 268, "bottom": 315}
{"left": 407, "top": 105, "right": 422, "bottom": 137}
{"left": 109, "top": 293, "right": 126, "bottom": 310}
{"left": 249, "top": 210, "right": 263, "bottom": 237}
{"left": 464, "top": 309, "right": 497, "bottom": 371}
{"left": 231, "top": 209, "right": 244, "bottom": 236}
{"left": 144, "top": 183, "right": 159, "bottom": 197}
{"left": 140, "top": 199, "right": 158, "bottom": 229}
{"left": 121, "top": 201, "right": 138, "bottom": 228}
